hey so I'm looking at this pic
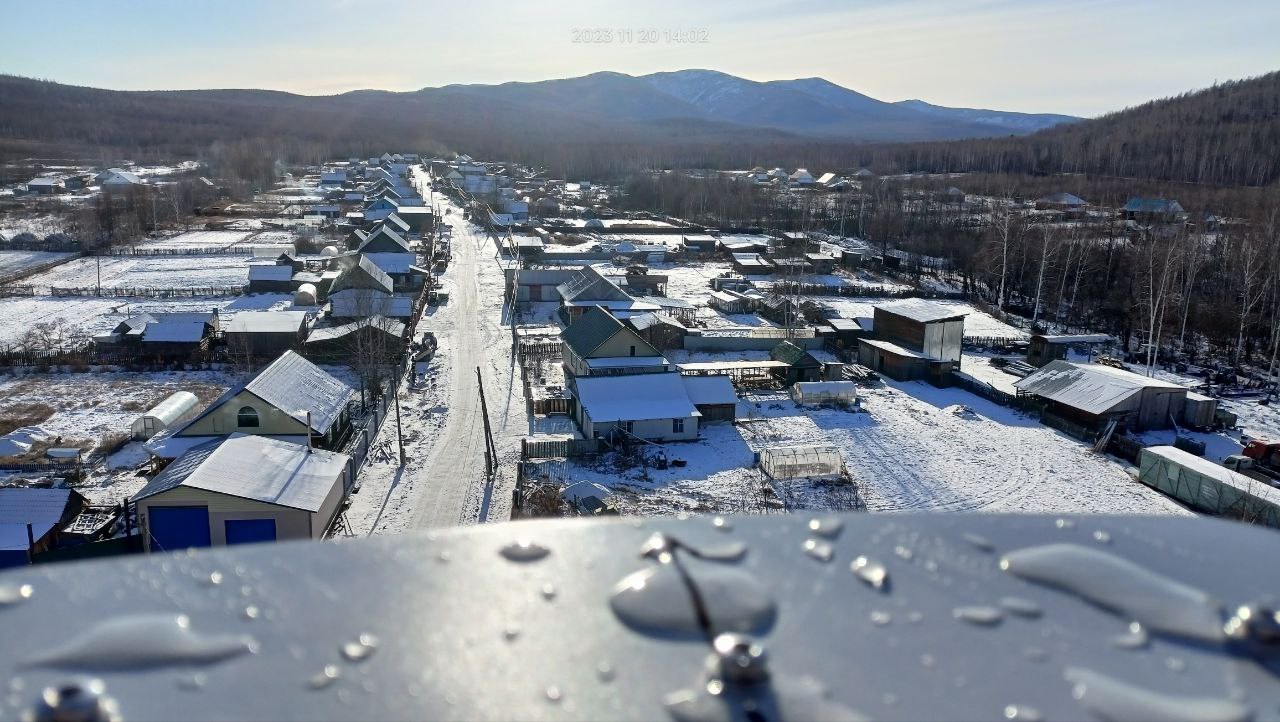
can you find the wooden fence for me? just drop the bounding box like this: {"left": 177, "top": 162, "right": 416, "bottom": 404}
{"left": 50, "top": 285, "right": 245, "bottom": 298}
{"left": 771, "top": 282, "right": 968, "bottom": 300}
{"left": 521, "top": 437, "right": 601, "bottom": 459}
{"left": 531, "top": 398, "right": 571, "bottom": 415}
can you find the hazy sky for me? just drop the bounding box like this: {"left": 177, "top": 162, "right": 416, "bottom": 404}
{"left": 2, "top": 0, "right": 1277, "bottom": 117}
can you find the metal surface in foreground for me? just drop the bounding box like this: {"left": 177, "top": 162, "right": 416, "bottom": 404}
{"left": 1, "top": 514, "right": 1278, "bottom": 721}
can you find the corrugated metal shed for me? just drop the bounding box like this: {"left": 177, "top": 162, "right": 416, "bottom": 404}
{"left": 876, "top": 299, "right": 967, "bottom": 324}
{"left": 1013, "top": 360, "right": 1182, "bottom": 415}
{"left": 226, "top": 311, "right": 308, "bottom": 334}
{"left": 142, "top": 320, "right": 207, "bottom": 343}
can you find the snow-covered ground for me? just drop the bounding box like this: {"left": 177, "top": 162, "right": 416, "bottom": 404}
{"left": 0, "top": 293, "right": 293, "bottom": 347}
{"left": 0, "top": 250, "right": 75, "bottom": 281}
{"left": 21, "top": 254, "right": 255, "bottom": 290}
{"left": 540, "top": 380, "right": 1190, "bottom": 518}
{"left": 133, "top": 230, "right": 254, "bottom": 250}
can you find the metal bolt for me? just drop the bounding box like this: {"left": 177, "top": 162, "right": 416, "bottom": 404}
{"left": 29, "top": 679, "right": 121, "bottom": 722}
{"left": 1224, "top": 604, "right": 1280, "bottom": 643}
{"left": 710, "top": 633, "right": 770, "bottom": 686}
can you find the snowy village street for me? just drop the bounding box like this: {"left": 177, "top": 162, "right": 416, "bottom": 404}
{"left": 344, "top": 179, "right": 525, "bottom": 534}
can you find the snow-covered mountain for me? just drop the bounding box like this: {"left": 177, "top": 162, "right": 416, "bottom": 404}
{"left": 894, "top": 98, "right": 1079, "bottom": 134}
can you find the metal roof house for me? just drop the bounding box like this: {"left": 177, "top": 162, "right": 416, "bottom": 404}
{"left": 858, "top": 300, "right": 966, "bottom": 385}
{"left": 144, "top": 350, "right": 355, "bottom": 460}
{"left": 556, "top": 266, "right": 659, "bottom": 322}
{"left": 304, "top": 316, "right": 406, "bottom": 362}
{"left": 572, "top": 373, "right": 700, "bottom": 442}
{"left": 330, "top": 255, "right": 413, "bottom": 319}
{"left": 1014, "top": 360, "right": 1190, "bottom": 432}
{"left": 95, "top": 168, "right": 144, "bottom": 188}
{"left": 0, "top": 488, "right": 88, "bottom": 567}
{"left": 133, "top": 434, "right": 350, "bottom": 551}
{"left": 1122, "top": 198, "right": 1186, "bottom": 223}
{"left": 561, "top": 306, "right": 668, "bottom": 378}
{"left": 224, "top": 311, "right": 310, "bottom": 358}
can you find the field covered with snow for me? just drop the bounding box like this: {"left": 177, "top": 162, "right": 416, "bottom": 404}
{"left": 0, "top": 250, "right": 75, "bottom": 281}
{"left": 133, "top": 229, "right": 254, "bottom": 250}
{"left": 536, "top": 379, "right": 1190, "bottom": 518}
{"left": 21, "top": 254, "right": 256, "bottom": 290}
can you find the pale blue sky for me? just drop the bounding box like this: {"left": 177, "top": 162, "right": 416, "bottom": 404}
{"left": 1, "top": 0, "right": 1277, "bottom": 117}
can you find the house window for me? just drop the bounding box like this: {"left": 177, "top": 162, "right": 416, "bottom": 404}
{"left": 237, "top": 406, "right": 260, "bottom": 428}
{"left": 673, "top": 418, "right": 685, "bottom": 434}
{"left": 629, "top": 345, "right": 636, "bottom": 357}
{"left": 623, "top": 421, "right": 634, "bottom": 434}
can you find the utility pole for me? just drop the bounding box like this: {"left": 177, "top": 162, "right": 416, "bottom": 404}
{"left": 393, "top": 371, "right": 405, "bottom": 466}
{"left": 476, "top": 366, "right": 496, "bottom": 482}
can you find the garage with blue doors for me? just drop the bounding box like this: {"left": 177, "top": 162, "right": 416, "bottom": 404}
{"left": 132, "top": 434, "right": 350, "bottom": 553}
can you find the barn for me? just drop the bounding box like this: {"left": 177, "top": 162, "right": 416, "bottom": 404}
{"left": 1014, "top": 360, "right": 1190, "bottom": 432}
{"left": 133, "top": 434, "right": 349, "bottom": 551}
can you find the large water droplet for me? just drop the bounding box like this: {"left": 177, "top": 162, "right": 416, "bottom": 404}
{"left": 712, "top": 517, "right": 732, "bottom": 532}
{"left": 953, "top": 606, "right": 1004, "bottom": 626}
{"left": 963, "top": 533, "right": 995, "bottom": 553}
{"left": 807, "top": 517, "right": 844, "bottom": 539}
{"left": 500, "top": 539, "right": 550, "bottom": 562}
{"left": 545, "top": 685, "right": 562, "bottom": 703}
{"left": 0, "top": 583, "right": 33, "bottom": 606}
{"left": 1000, "top": 544, "right": 1224, "bottom": 643}
{"left": 27, "top": 614, "right": 255, "bottom": 671}
{"left": 850, "top": 556, "right": 888, "bottom": 590}
{"left": 698, "top": 542, "right": 748, "bottom": 563}
{"left": 893, "top": 545, "right": 914, "bottom": 561}
{"left": 609, "top": 563, "right": 776, "bottom": 639}
{"left": 999, "top": 596, "right": 1042, "bottom": 618}
{"left": 340, "top": 633, "right": 378, "bottom": 662}
{"left": 803, "top": 539, "right": 834, "bottom": 562}
{"left": 1064, "top": 667, "right": 1251, "bottom": 722}
{"left": 870, "top": 610, "right": 892, "bottom": 627}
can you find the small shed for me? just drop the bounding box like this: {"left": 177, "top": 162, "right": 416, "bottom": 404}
{"left": 224, "top": 311, "right": 309, "bottom": 358}
{"left": 131, "top": 391, "right": 201, "bottom": 440}
{"left": 682, "top": 376, "right": 738, "bottom": 423}
{"left": 770, "top": 341, "right": 823, "bottom": 386}
{"left": 790, "top": 381, "right": 857, "bottom": 406}
{"left": 1027, "top": 333, "right": 1112, "bottom": 367}
{"left": 0, "top": 488, "right": 87, "bottom": 567}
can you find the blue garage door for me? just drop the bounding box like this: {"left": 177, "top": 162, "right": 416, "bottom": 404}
{"left": 224, "top": 519, "right": 277, "bottom": 545}
{"left": 149, "top": 506, "right": 211, "bottom": 552}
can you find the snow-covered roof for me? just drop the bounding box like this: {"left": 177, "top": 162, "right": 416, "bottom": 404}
{"left": 245, "top": 350, "right": 354, "bottom": 432}
{"left": 1014, "top": 361, "right": 1184, "bottom": 415}
{"left": 331, "top": 255, "right": 394, "bottom": 295}
{"left": 682, "top": 376, "right": 737, "bottom": 406}
{"left": 133, "top": 434, "right": 348, "bottom": 513}
{"left": 142, "top": 320, "right": 207, "bottom": 344}
{"left": 0, "top": 488, "right": 80, "bottom": 551}
{"left": 226, "top": 311, "right": 308, "bottom": 334}
{"left": 1124, "top": 198, "right": 1184, "bottom": 214}
{"left": 248, "top": 264, "right": 294, "bottom": 281}
{"left": 860, "top": 338, "right": 929, "bottom": 359}
{"left": 574, "top": 373, "right": 699, "bottom": 423}
{"left": 557, "top": 265, "right": 631, "bottom": 304}
{"left": 306, "top": 316, "right": 405, "bottom": 344}
{"left": 1037, "top": 192, "right": 1087, "bottom": 206}
{"left": 876, "top": 299, "right": 967, "bottom": 324}
{"left": 364, "top": 252, "right": 418, "bottom": 275}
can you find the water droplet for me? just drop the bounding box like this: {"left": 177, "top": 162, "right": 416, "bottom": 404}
{"left": 436, "top": 550, "right": 452, "bottom": 563}
{"left": 870, "top": 610, "right": 892, "bottom": 626}
{"left": 698, "top": 542, "right": 748, "bottom": 563}
{"left": 1000, "top": 543, "right": 1224, "bottom": 643}
{"left": 963, "top": 533, "right": 995, "bottom": 552}
{"left": 502, "top": 624, "right": 521, "bottom": 642}
{"left": 27, "top": 614, "right": 255, "bottom": 671}
{"left": 1055, "top": 518, "right": 1076, "bottom": 530}
{"left": 609, "top": 563, "right": 776, "bottom": 639}
{"left": 953, "top": 606, "right": 1004, "bottom": 626}
{"left": 906, "top": 611, "right": 924, "bottom": 624}
{"left": 1065, "top": 666, "right": 1251, "bottom": 722}
{"left": 893, "top": 545, "right": 914, "bottom": 561}
{"left": 0, "top": 583, "right": 33, "bottom": 606}
{"left": 665, "top": 675, "right": 864, "bottom": 722}
{"left": 999, "top": 596, "right": 1042, "bottom": 618}
{"left": 540, "top": 582, "right": 557, "bottom": 600}
{"left": 242, "top": 605, "right": 260, "bottom": 621}
{"left": 807, "top": 517, "right": 844, "bottom": 539}
{"left": 308, "top": 665, "right": 340, "bottom": 690}
{"left": 500, "top": 539, "right": 550, "bottom": 562}
{"left": 920, "top": 653, "right": 936, "bottom": 668}
{"left": 1093, "top": 530, "right": 1112, "bottom": 544}
{"left": 203, "top": 572, "right": 223, "bottom": 587}
{"left": 1004, "top": 703, "right": 1043, "bottom": 721}
{"left": 176, "top": 672, "right": 207, "bottom": 691}
{"left": 596, "top": 661, "right": 616, "bottom": 683}
{"left": 803, "top": 538, "right": 834, "bottom": 562}
{"left": 29, "top": 678, "right": 121, "bottom": 722}
{"left": 1024, "top": 646, "right": 1049, "bottom": 662}
{"left": 1111, "top": 622, "right": 1149, "bottom": 650}
{"left": 1165, "top": 657, "right": 1186, "bottom": 673}
{"left": 712, "top": 517, "right": 732, "bottom": 532}
{"left": 851, "top": 555, "right": 888, "bottom": 590}
{"left": 340, "top": 633, "right": 379, "bottom": 662}
{"left": 545, "top": 685, "right": 562, "bottom": 703}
